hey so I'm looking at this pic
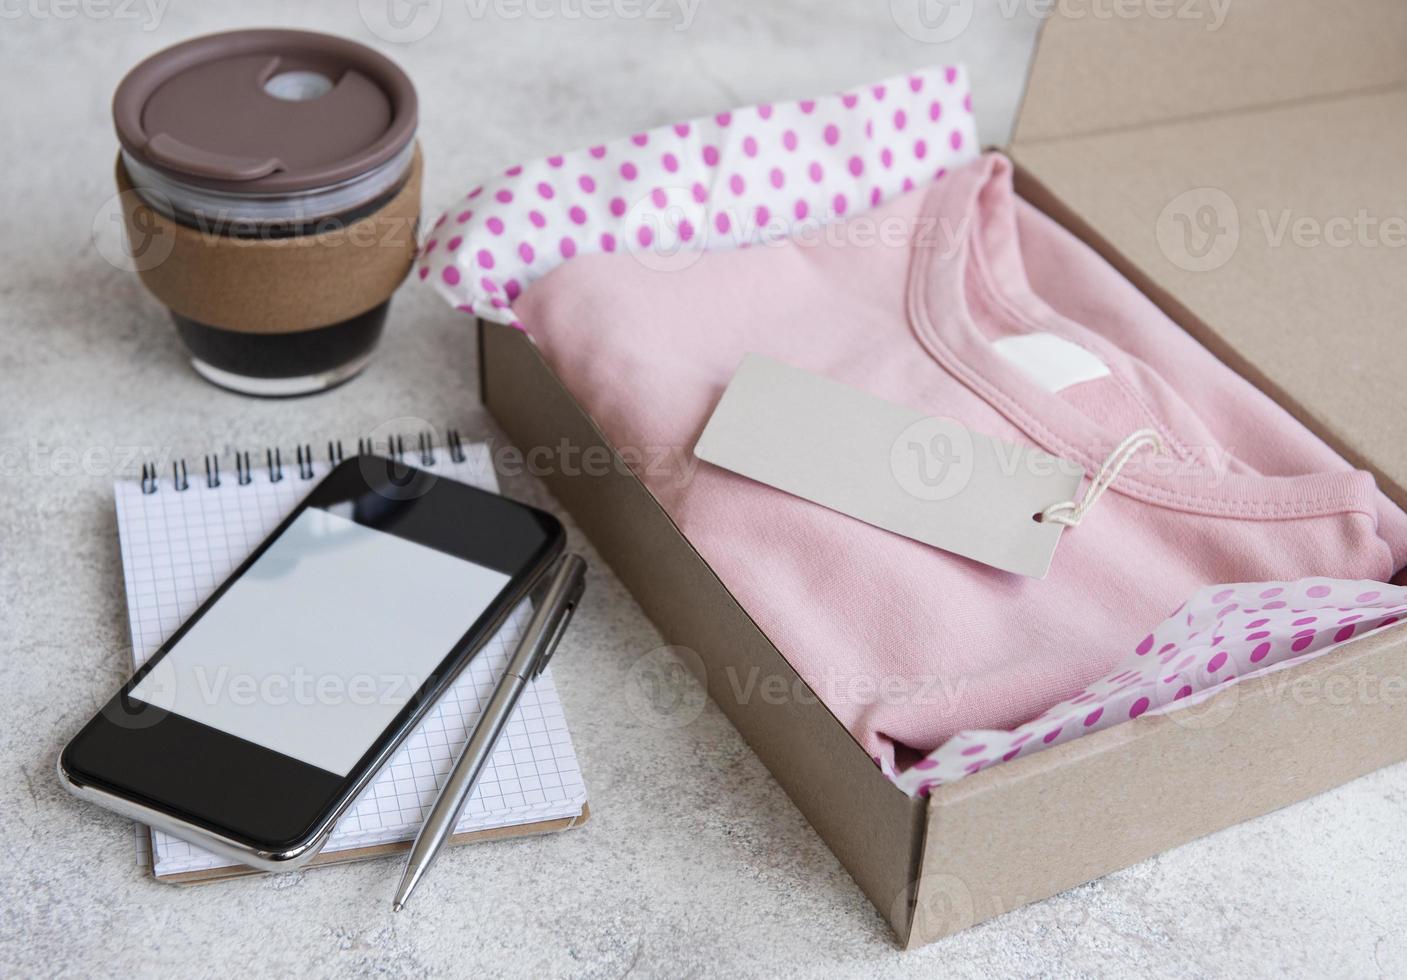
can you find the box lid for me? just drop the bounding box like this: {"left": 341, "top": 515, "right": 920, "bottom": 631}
{"left": 1009, "top": 1, "right": 1407, "bottom": 507}
{"left": 1013, "top": 0, "right": 1407, "bottom": 144}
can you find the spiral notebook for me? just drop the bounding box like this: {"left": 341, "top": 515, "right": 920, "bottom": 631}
{"left": 113, "top": 434, "right": 589, "bottom": 883}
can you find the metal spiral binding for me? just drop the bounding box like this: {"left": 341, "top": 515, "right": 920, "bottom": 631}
{"left": 133, "top": 428, "right": 467, "bottom": 492}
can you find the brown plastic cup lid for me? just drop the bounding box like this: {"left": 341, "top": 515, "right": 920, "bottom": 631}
{"left": 113, "top": 29, "right": 417, "bottom": 195}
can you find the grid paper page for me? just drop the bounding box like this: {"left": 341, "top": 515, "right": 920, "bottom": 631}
{"left": 112, "top": 444, "right": 588, "bottom": 877}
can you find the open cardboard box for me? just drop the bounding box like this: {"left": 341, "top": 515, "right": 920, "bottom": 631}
{"left": 475, "top": 0, "right": 1407, "bottom": 946}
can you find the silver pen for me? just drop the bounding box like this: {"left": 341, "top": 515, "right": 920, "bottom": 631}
{"left": 392, "top": 554, "right": 587, "bottom": 911}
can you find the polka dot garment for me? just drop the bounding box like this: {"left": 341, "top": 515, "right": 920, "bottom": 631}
{"left": 419, "top": 65, "right": 979, "bottom": 326}
{"left": 888, "top": 578, "right": 1407, "bottom": 797}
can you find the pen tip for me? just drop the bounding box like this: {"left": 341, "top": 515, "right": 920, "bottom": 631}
{"left": 392, "top": 902, "right": 403, "bottom": 913}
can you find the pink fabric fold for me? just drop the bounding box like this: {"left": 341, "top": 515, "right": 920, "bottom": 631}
{"left": 419, "top": 65, "right": 979, "bottom": 326}
{"left": 889, "top": 577, "right": 1407, "bottom": 794}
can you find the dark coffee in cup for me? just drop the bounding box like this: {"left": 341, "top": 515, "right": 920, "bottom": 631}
{"left": 112, "top": 29, "right": 421, "bottom": 396}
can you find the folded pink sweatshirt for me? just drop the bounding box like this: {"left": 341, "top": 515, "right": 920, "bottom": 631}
{"left": 515, "top": 152, "right": 1407, "bottom": 770}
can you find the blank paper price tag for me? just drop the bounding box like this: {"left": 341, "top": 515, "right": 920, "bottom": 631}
{"left": 693, "top": 355, "right": 1084, "bottom": 578}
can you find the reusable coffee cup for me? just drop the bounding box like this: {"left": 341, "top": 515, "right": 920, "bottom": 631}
{"left": 112, "top": 29, "right": 421, "bottom": 396}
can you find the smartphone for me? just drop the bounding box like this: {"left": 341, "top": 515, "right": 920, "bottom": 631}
{"left": 60, "top": 455, "right": 565, "bottom": 870}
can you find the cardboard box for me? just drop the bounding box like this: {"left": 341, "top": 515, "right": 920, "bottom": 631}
{"left": 476, "top": 0, "right": 1407, "bottom": 946}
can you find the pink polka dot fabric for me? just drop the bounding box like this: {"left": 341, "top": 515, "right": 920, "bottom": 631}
{"left": 888, "top": 578, "right": 1407, "bottom": 797}
{"left": 419, "top": 65, "right": 979, "bottom": 325}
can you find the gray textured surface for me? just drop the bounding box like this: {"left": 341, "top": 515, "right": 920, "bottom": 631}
{"left": 1, "top": 2, "right": 1405, "bottom": 977}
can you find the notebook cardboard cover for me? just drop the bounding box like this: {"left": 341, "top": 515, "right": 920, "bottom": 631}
{"left": 477, "top": 0, "right": 1407, "bottom": 947}
{"left": 157, "top": 807, "right": 588, "bottom": 884}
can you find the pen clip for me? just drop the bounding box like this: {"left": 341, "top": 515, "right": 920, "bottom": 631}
{"left": 533, "top": 596, "right": 578, "bottom": 678}
{"left": 521, "top": 554, "right": 586, "bottom": 679}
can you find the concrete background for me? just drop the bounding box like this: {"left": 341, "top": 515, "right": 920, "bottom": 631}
{"left": 1, "top": 1, "right": 1404, "bottom": 976}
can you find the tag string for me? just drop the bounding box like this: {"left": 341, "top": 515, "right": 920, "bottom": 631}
{"left": 1039, "top": 429, "right": 1165, "bottom": 528}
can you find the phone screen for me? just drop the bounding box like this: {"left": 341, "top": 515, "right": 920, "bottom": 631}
{"left": 129, "top": 505, "right": 510, "bottom": 776}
